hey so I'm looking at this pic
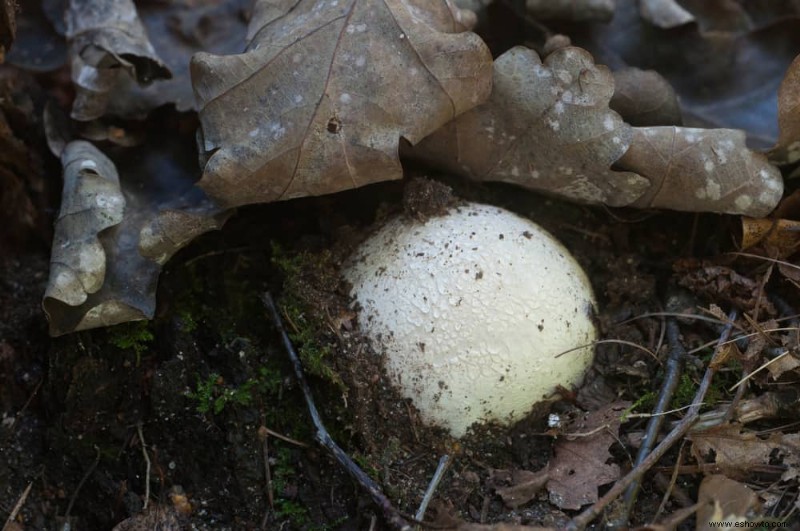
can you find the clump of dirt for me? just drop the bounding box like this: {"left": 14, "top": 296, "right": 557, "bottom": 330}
{"left": 402, "top": 176, "right": 459, "bottom": 220}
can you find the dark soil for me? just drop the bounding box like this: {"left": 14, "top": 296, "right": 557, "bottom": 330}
{"left": 2, "top": 163, "right": 757, "bottom": 530}
{"left": 2, "top": 3, "right": 799, "bottom": 530}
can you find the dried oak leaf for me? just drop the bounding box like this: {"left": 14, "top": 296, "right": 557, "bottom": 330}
{"left": 44, "top": 135, "right": 230, "bottom": 336}
{"left": 771, "top": 54, "right": 800, "bottom": 165}
{"left": 191, "top": 0, "right": 492, "bottom": 209}
{"left": 44, "top": 141, "right": 125, "bottom": 309}
{"left": 66, "top": 0, "right": 172, "bottom": 121}
{"left": 696, "top": 475, "right": 762, "bottom": 528}
{"left": 408, "top": 46, "right": 651, "bottom": 208}
{"left": 546, "top": 401, "right": 630, "bottom": 510}
{"left": 573, "top": 2, "right": 800, "bottom": 149}
{"left": 618, "top": 127, "right": 784, "bottom": 216}
{"left": 691, "top": 423, "right": 800, "bottom": 482}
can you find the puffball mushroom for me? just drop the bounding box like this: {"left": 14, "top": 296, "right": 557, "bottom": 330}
{"left": 343, "top": 202, "right": 597, "bottom": 437}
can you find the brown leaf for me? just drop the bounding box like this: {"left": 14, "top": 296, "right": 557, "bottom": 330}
{"left": 44, "top": 132, "right": 230, "bottom": 336}
{"left": 690, "top": 423, "right": 800, "bottom": 482}
{"left": 696, "top": 475, "right": 761, "bottom": 528}
{"left": 618, "top": 126, "right": 783, "bottom": 216}
{"left": 66, "top": 0, "right": 172, "bottom": 121}
{"left": 409, "top": 46, "right": 650, "bottom": 208}
{"left": 546, "top": 401, "right": 630, "bottom": 510}
{"left": 191, "top": 0, "right": 492, "bottom": 209}
{"left": 491, "top": 468, "right": 549, "bottom": 509}
{"left": 0, "top": 0, "right": 15, "bottom": 62}
{"left": 770, "top": 54, "right": 800, "bottom": 165}
{"left": 610, "top": 68, "right": 682, "bottom": 127}
{"left": 740, "top": 217, "right": 800, "bottom": 256}
{"left": 673, "top": 260, "right": 777, "bottom": 315}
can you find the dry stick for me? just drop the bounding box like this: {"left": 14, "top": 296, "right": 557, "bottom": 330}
{"left": 136, "top": 423, "right": 151, "bottom": 511}
{"left": 608, "top": 318, "right": 686, "bottom": 529}
{"left": 2, "top": 481, "right": 33, "bottom": 531}
{"left": 415, "top": 455, "right": 451, "bottom": 524}
{"left": 567, "top": 310, "right": 738, "bottom": 531}
{"left": 262, "top": 293, "right": 413, "bottom": 531}
{"left": 63, "top": 445, "right": 101, "bottom": 529}
{"left": 260, "top": 431, "right": 273, "bottom": 531}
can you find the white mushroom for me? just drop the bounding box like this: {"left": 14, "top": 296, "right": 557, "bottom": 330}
{"left": 344, "top": 202, "right": 597, "bottom": 437}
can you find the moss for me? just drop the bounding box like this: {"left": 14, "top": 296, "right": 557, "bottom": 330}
{"left": 187, "top": 366, "right": 283, "bottom": 415}
{"left": 271, "top": 446, "right": 311, "bottom": 526}
{"left": 621, "top": 390, "right": 657, "bottom": 421}
{"left": 270, "top": 242, "right": 345, "bottom": 391}
{"left": 670, "top": 373, "right": 723, "bottom": 410}
{"left": 107, "top": 321, "right": 154, "bottom": 364}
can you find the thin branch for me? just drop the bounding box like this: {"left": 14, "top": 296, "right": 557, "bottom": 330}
{"left": 262, "top": 293, "right": 412, "bottom": 531}
{"left": 567, "top": 310, "right": 738, "bottom": 531}
{"left": 64, "top": 445, "right": 101, "bottom": 523}
{"left": 136, "top": 423, "right": 151, "bottom": 511}
{"left": 415, "top": 455, "right": 451, "bottom": 524}
{"left": 609, "top": 318, "right": 686, "bottom": 528}
{"left": 3, "top": 481, "right": 33, "bottom": 531}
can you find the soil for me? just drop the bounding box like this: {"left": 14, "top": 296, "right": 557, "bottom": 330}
{"left": 3, "top": 163, "right": 761, "bottom": 530}
{"left": 2, "top": 4, "right": 799, "bottom": 530}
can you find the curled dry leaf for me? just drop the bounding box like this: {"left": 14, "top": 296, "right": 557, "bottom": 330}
{"left": 66, "top": 0, "right": 171, "bottom": 121}
{"left": 770, "top": 54, "right": 800, "bottom": 165}
{"left": 696, "top": 475, "right": 761, "bottom": 528}
{"left": 741, "top": 217, "right": 800, "bottom": 256}
{"left": 44, "top": 141, "right": 125, "bottom": 310}
{"left": 44, "top": 135, "right": 230, "bottom": 336}
{"left": 409, "top": 46, "right": 650, "bottom": 207}
{"left": 191, "top": 0, "right": 492, "bottom": 209}
{"left": 618, "top": 127, "right": 784, "bottom": 216}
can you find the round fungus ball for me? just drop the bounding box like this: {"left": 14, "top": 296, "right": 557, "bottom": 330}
{"left": 343, "top": 202, "right": 597, "bottom": 437}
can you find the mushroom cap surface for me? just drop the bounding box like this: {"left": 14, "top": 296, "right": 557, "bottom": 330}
{"left": 344, "top": 202, "right": 596, "bottom": 437}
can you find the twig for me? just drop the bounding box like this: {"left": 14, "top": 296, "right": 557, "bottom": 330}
{"left": 567, "top": 310, "right": 738, "bottom": 531}
{"left": 261, "top": 426, "right": 308, "bottom": 448}
{"left": 415, "top": 455, "right": 451, "bottom": 524}
{"left": 3, "top": 379, "right": 42, "bottom": 439}
{"left": 136, "top": 423, "right": 151, "bottom": 511}
{"left": 608, "top": 319, "right": 686, "bottom": 528}
{"left": 654, "top": 442, "right": 690, "bottom": 519}
{"left": 262, "top": 293, "right": 413, "bottom": 531}
{"left": 260, "top": 427, "right": 273, "bottom": 531}
{"left": 64, "top": 445, "right": 101, "bottom": 526}
{"left": 3, "top": 481, "right": 33, "bottom": 531}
